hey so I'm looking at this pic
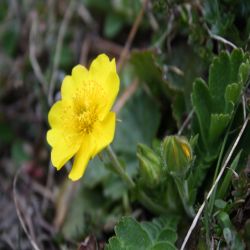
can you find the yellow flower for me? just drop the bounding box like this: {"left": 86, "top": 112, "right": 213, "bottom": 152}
{"left": 47, "top": 54, "right": 119, "bottom": 181}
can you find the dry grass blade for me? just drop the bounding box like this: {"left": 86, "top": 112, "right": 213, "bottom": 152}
{"left": 113, "top": 79, "right": 139, "bottom": 113}
{"left": 29, "top": 12, "right": 48, "bottom": 96}
{"left": 209, "top": 32, "right": 237, "bottom": 49}
{"left": 41, "top": 162, "right": 55, "bottom": 213}
{"left": 13, "top": 168, "right": 41, "bottom": 250}
{"left": 48, "top": 0, "right": 76, "bottom": 105}
{"left": 177, "top": 109, "right": 194, "bottom": 135}
{"left": 180, "top": 116, "right": 249, "bottom": 250}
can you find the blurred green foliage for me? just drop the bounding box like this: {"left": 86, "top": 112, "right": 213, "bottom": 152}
{"left": 1, "top": 0, "right": 250, "bottom": 249}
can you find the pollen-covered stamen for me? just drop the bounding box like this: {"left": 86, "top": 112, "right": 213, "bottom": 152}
{"left": 72, "top": 80, "right": 106, "bottom": 134}
{"left": 77, "top": 107, "right": 98, "bottom": 134}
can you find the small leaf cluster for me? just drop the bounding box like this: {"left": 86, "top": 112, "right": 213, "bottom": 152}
{"left": 106, "top": 216, "right": 179, "bottom": 250}
{"left": 189, "top": 49, "right": 250, "bottom": 195}
{"left": 106, "top": 48, "right": 250, "bottom": 249}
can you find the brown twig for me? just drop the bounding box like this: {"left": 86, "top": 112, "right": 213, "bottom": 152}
{"left": 53, "top": 180, "right": 79, "bottom": 231}
{"left": 77, "top": 3, "right": 95, "bottom": 27}
{"left": 29, "top": 12, "right": 48, "bottom": 96}
{"left": 117, "top": 0, "right": 148, "bottom": 72}
{"left": 146, "top": 1, "right": 159, "bottom": 31}
{"left": 22, "top": 174, "right": 54, "bottom": 202}
{"left": 79, "top": 35, "right": 125, "bottom": 65}
{"left": 112, "top": 1, "right": 149, "bottom": 112}
{"left": 79, "top": 35, "right": 91, "bottom": 65}
{"left": 113, "top": 79, "right": 139, "bottom": 113}
{"left": 91, "top": 36, "right": 124, "bottom": 57}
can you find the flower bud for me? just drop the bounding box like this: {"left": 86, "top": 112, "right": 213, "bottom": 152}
{"left": 137, "top": 144, "right": 162, "bottom": 187}
{"left": 162, "top": 135, "right": 192, "bottom": 177}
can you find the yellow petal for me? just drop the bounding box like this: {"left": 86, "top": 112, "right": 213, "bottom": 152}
{"left": 48, "top": 100, "right": 73, "bottom": 130}
{"left": 61, "top": 76, "right": 76, "bottom": 100}
{"left": 72, "top": 64, "right": 88, "bottom": 85}
{"left": 48, "top": 101, "right": 64, "bottom": 128}
{"left": 92, "top": 112, "right": 116, "bottom": 156}
{"left": 101, "top": 71, "right": 119, "bottom": 119}
{"left": 61, "top": 65, "right": 88, "bottom": 100}
{"left": 47, "top": 129, "right": 82, "bottom": 170}
{"left": 68, "top": 135, "right": 93, "bottom": 181}
{"left": 89, "top": 54, "right": 116, "bottom": 82}
{"left": 89, "top": 54, "right": 120, "bottom": 118}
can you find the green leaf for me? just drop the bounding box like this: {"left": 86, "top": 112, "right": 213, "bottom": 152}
{"left": 59, "top": 46, "right": 74, "bottom": 69}
{"left": 1, "top": 24, "right": 20, "bottom": 57}
{"left": 62, "top": 184, "right": 110, "bottom": 239}
{"left": 224, "top": 83, "right": 241, "bottom": 112}
{"left": 110, "top": 90, "right": 160, "bottom": 200}
{"left": 191, "top": 78, "right": 212, "bottom": 146}
{"left": 140, "top": 221, "right": 161, "bottom": 242}
{"left": 106, "top": 216, "right": 179, "bottom": 250}
{"left": 208, "top": 49, "right": 244, "bottom": 113}
{"left": 62, "top": 188, "right": 86, "bottom": 239}
{"left": 157, "top": 228, "right": 177, "bottom": 243}
{"left": 130, "top": 50, "right": 174, "bottom": 98}
{"left": 214, "top": 199, "right": 227, "bottom": 209}
{"left": 160, "top": 44, "right": 206, "bottom": 128}
{"left": 0, "top": 0, "right": 8, "bottom": 21}
{"left": 103, "top": 175, "right": 127, "bottom": 200}
{"left": 106, "top": 237, "right": 123, "bottom": 250}
{"left": 84, "top": 157, "right": 109, "bottom": 188}
{"left": 239, "top": 61, "right": 250, "bottom": 84}
{"left": 114, "top": 90, "right": 160, "bottom": 155}
{"left": 172, "top": 93, "right": 186, "bottom": 128}
{"left": 150, "top": 242, "right": 177, "bottom": 250}
{"left": 111, "top": 217, "right": 152, "bottom": 250}
{"left": 217, "top": 151, "right": 242, "bottom": 199}
{"left": 11, "top": 141, "right": 30, "bottom": 165}
{"left": 208, "top": 113, "right": 231, "bottom": 145}
{"left": 104, "top": 14, "right": 124, "bottom": 38}
{"left": 165, "top": 44, "right": 205, "bottom": 106}
{"left": 83, "top": 0, "right": 112, "bottom": 11}
{"left": 142, "top": 216, "right": 179, "bottom": 244}
{"left": 0, "top": 122, "right": 14, "bottom": 144}
{"left": 84, "top": 156, "right": 128, "bottom": 201}
{"left": 217, "top": 211, "right": 245, "bottom": 250}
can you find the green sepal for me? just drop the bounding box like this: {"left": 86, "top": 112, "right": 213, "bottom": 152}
{"left": 137, "top": 143, "right": 162, "bottom": 188}
{"left": 162, "top": 135, "right": 192, "bottom": 177}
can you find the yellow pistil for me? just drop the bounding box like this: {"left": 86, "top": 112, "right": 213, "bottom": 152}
{"left": 47, "top": 54, "right": 119, "bottom": 181}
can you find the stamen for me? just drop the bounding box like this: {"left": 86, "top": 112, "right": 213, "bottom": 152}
{"left": 72, "top": 80, "right": 106, "bottom": 134}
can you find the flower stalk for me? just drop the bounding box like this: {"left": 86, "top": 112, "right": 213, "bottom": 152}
{"left": 106, "top": 146, "right": 167, "bottom": 214}
{"left": 174, "top": 177, "right": 195, "bottom": 218}
{"left": 106, "top": 146, "right": 135, "bottom": 188}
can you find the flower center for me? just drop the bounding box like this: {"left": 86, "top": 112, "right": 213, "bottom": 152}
{"left": 72, "top": 80, "right": 105, "bottom": 134}
{"left": 76, "top": 106, "right": 98, "bottom": 134}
